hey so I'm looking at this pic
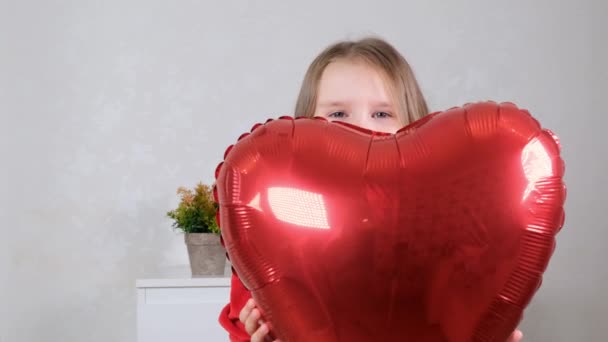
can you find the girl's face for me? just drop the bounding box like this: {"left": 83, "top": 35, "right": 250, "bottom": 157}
{"left": 313, "top": 60, "right": 403, "bottom": 134}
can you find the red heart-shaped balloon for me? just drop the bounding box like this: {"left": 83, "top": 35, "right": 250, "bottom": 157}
{"left": 215, "top": 102, "right": 566, "bottom": 342}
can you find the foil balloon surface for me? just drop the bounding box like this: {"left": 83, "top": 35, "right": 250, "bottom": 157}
{"left": 214, "top": 101, "right": 566, "bottom": 342}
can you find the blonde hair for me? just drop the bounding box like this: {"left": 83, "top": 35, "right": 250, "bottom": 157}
{"left": 294, "top": 37, "right": 429, "bottom": 125}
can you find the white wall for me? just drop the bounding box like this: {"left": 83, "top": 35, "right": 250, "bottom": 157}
{"left": 1, "top": 0, "right": 605, "bottom": 341}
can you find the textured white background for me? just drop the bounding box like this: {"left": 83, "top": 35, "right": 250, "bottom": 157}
{"left": 1, "top": 0, "right": 606, "bottom": 341}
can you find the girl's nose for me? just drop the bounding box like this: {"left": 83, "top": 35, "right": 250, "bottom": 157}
{"left": 350, "top": 112, "right": 368, "bottom": 129}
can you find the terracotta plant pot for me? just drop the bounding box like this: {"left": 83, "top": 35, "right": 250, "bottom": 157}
{"left": 185, "top": 233, "right": 226, "bottom": 277}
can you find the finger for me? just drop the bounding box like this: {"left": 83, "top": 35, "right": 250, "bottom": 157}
{"left": 239, "top": 298, "right": 255, "bottom": 324}
{"left": 245, "top": 308, "right": 261, "bottom": 335}
{"left": 506, "top": 330, "right": 523, "bottom": 342}
{"left": 250, "top": 323, "right": 269, "bottom": 342}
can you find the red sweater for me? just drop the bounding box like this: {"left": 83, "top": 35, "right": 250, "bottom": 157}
{"left": 218, "top": 271, "right": 253, "bottom": 342}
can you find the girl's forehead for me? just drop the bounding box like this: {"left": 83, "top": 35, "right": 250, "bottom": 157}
{"left": 317, "top": 61, "right": 395, "bottom": 104}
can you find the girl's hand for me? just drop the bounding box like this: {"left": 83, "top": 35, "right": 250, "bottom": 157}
{"left": 239, "top": 298, "right": 522, "bottom": 342}
{"left": 508, "top": 330, "right": 524, "bottom": 341}
{"left": 239, "top": 298, "right": 281, "bottom": 342}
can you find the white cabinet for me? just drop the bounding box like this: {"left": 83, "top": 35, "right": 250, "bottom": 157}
{"left": 137, "top": 270, "right": 231, "bottom": 342}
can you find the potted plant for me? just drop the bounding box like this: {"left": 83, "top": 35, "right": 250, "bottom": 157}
{"left": 167, "top": 182, "right": 226, "bottom": 277}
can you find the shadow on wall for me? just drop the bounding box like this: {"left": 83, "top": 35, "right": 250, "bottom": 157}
{"left": 6, "top": 196, "right": 181, "bottom": 342}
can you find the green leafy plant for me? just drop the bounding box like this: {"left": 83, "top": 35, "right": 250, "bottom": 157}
{"left": 166, "top": 182, "right": 220, "bottom": 234}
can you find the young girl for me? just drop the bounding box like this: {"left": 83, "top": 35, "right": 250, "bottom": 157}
{"left": 218, "top": 37, "right": 524, "bottom": 342}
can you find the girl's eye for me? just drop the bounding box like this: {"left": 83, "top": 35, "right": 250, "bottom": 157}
{"left": 372, "top": 111, "right": 392, "bottom": 119}
{"left": 328, "top": 111, "right": 347, "bottom": 118}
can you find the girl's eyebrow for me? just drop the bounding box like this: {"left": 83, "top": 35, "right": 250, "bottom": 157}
{"left": 317, "top": 101, "right": 346, "bottom": 107}
{"left": 318, "top": 100, "right": 393, "bottom": 108}
{"left": 372, "top": 101, "right": 393, "bottom": 108}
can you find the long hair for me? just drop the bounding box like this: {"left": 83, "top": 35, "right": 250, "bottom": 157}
{"left": 294, "top": 37, "right": 429, "bottom": 125}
